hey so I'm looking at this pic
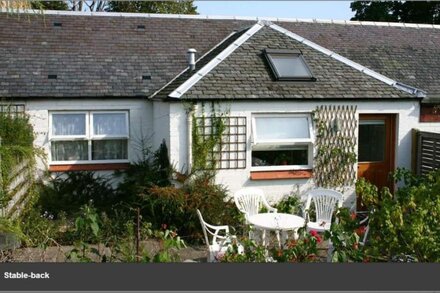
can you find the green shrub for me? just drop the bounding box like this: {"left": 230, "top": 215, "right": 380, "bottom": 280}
{"left": 356, "top": 169, "right": 440, "bottom": 262}
{"left": 221, "top": 228, "right": 322, "bottom": 263}
{"left": 141, "top": 172, "right": 241, "bottom": 242}
{"left": 116, "top": 139, "right": 172, "bottom": 203}
{"left": 275, "top": 193, "right": 303, "bottom": 215}
{"left": 36, "top": 172, "right": 117, "bottom": 218}
{"left": 0, "top": 112, "right": 42, "bottom": 205}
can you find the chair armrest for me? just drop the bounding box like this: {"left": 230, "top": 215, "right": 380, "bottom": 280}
{"left": 261, "top": 197, "right": 277, "bottom": 213}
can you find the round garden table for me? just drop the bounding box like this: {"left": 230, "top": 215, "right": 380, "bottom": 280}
{"left": 248, "top": 213, "right": 305, "bottom": 248}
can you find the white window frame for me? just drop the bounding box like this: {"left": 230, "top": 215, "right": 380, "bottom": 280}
{"left": 49, "top": 111, "right": 130, "bottom": 165}
{"left": 251, "top": 113, "right": 314, "bottom": 171}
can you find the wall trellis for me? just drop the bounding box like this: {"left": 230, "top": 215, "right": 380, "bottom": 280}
{"left": 313, "top": 105, "right": 357, "bottom": 189}
{"left": 194, "top": 116, "right": 246, "bottom": 170}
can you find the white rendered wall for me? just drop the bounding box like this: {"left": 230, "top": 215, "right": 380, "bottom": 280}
{"left": 152, "top": 101, "right": 171, "bottom": 151}
{"left": 169, "top": 99, "right": 421, "bottom": 206}
{"left": 24, "top": 98, "right": 153, "bottom": 178}
{"left": 416, "top": 122, "right": 440, "bottom": 133}
{"left": 169, "top": 102, "right": 189, "bottom": 174}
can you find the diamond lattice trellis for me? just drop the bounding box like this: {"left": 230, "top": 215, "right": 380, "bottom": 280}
{"left": 313, "top": 105, "right": 357, "bottom": 189}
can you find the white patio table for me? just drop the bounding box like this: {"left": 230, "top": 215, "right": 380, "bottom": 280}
{"left": 248, "top": 213, "right": 305, "bottom": 248}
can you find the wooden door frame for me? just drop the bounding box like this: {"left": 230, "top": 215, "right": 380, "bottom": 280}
{"left": 358, "top": 114, "right": 397, "bottom": 193}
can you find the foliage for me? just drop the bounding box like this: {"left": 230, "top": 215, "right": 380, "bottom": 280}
{"left": 356, "top": 169, "right": 440, "bottom": 262}
{"left": 220, "top": 238, "right": 268, "bottom": 262}
{"left": 142, "top": 172, "right": 241, "bottom": 241}
{"left": 312, "top": 108, "right": 357, "bottom": 189}
{"left": 324, "top": 208, "right": 365, "bottom": 262}
{"left": 0, "top": 112, "right": 42, "bottom": 205}
{"left": 275, "top": 193, "right": 303, "bottom": 215}
{"left": 221, "top": 228, "right": 322, "bottom": 263}
{"left": 273, "top": 228, "right": 322, "bottom": 262}
{"left": 350, "top": 1, "right": 440, "bottom": 24}
{"left": 35, "top": 172, "right": 117, "bottom": 218}
{"left": 191, "top": 103, "right": 228, "bottom": 171}
{"left": 116, "top": 139, "right": 171, "bottom": 204}
{"left": 31, "top": 1, "right": 68, "bottom": 10}
{"left": 108, "top": 1, "right": 198, "bottom": 14}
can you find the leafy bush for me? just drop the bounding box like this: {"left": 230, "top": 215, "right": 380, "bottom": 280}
{"left": 324, "top": 208, "right": 365, "bottom": 262}
{"left": 116, "top": 139, "right": 171, "bottom": 203}
{"left": 0, "top": 112, "right": 42, "bottom": 205}
{"left": 275, "top": 193, "right": 303, "bottom": 215}
{"left": 36, "top": 172, "right": 118, "bottom": 218}
{"left": 356, "top": 169, "right": 440, "bottom": 262}
{"left": 221, "top": 228, "right": 323, "bottom": 263}
{"left": 141, "top": 172, "right": 241, "bottom": 241}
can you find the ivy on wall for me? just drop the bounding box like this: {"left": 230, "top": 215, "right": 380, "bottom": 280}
{"left": 191, "top": 102, "right": 228, "bottom": 172}
{"left": 313, "top": 105, "right": 357, "bottom": 190}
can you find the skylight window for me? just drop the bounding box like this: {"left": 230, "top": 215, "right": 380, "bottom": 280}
{"left": 264, "top": 49, "right": 315, "bottom": 81}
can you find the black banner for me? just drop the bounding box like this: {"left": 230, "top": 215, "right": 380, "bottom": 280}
{"left": 0, "top": 263, "right": 439, "bottom": 291}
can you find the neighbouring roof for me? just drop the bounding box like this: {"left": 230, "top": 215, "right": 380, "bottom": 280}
{"left": 1, "top": 11, "right": 439, "bottom": 101}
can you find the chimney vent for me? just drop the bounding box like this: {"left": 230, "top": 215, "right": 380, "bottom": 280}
{"left": 187, "top": 48, "right": 197, "bottom": 71}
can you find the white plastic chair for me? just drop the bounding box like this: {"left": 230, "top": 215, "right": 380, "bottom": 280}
{"left": 233, "top": 187, "right": 277, "bottom": 224}
{"left": 304, "top": 188, "right": 343, "bottom": 232}
{"left": 197, "top": 209, "right": 236, "bottom": 262}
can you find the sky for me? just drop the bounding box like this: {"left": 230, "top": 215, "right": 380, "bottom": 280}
{"left": 194, "top": 1, "right": 354, "bottom": 21}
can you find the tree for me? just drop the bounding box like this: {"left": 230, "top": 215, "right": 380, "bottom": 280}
{"left": 350, "top": 1, "right": 440, "bottom": 24}
{"left": 31, "top": 1, "right": 68, "bottom": 10}
{"left": 11, "top": 0, "right": 198, "bottom": 14}
{"left": 107, "top": 1, "right": 197, "bottom": 14}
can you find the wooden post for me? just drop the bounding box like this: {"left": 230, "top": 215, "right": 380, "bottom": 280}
{"left": 135, "top": 207, "right": 141, "bottom": 262}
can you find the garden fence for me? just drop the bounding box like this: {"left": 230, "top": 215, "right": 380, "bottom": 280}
{"left": 415, "top": 130, "right": 440, "bottom": 176}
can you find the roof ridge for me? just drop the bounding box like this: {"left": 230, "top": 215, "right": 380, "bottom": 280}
{"left": 165, "top": 20, "right": 426, "bottom": 99}
{"left": 168, "top": 22, "right": 264, "bottom": 98}
{"left": 268, "top": 22, "right": 426, "bottom": 97}
{"left": 3, "top": 9, "right": 440, "bottom": 30}
{"left": 149, "top": 30, "right": 239, "bottom": 99}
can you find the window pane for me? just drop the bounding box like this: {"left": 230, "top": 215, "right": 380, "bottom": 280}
{"left": 52, "top": 114, "right": 86, "bottom": 136}
{"left": 255, "top": 117, "right": 309, "bottom": 141}
{"left": 92, "top": 140, "right": 128, "bottom": 160}
{"left": 93, "top": 113, "right": 127, "bottom": 136}
{"left": 358, "top": 121, "right": 385, "bottom": 162}
{"left": 270, "top": 54, "right": 311, "bottom": 78}
{"left": 252, "top": 147, "right": 308, "bottom": 167}
{"left": 51, "top": 141, "right": 88, "bottom": 161}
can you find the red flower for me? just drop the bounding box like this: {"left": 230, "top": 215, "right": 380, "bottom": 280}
{"left": 309, "top": 230, "right": 322, "bottom": 243}
{"left": 355, "top": 225, "right": 366, "bottom": 236}
{"left": 315, "top": 235, "right": 322, "bottom": 243}
{"left": 350, "top": 212, "right": 357, "bottom": 220}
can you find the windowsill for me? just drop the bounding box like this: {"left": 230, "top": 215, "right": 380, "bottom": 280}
{"left": 49, "top": 163, "right": 130, "bottom": 172}
{"left": 250, "top": 169, "right": 313, "bottom": 180}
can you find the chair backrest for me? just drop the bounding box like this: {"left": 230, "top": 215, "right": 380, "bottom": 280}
{"left": 196, "top": 209, "right": 229, "bottom": 247}
{"left": 305, "top": 188, "right": 343, "bottom": 224}
{"left": 233, "top": 187, "right": 266, "bottom": 222}
{"left": 196, "top": 209, "right": 211, "bottom": 247}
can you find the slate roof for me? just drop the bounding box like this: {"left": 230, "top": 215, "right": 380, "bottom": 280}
{"left": 1, "top": 11, "right": 439, "bottom": 100}
{"left": 155, "top": 24, "right": 415, "bottom": 100}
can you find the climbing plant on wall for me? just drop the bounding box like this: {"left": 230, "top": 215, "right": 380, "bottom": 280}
{"left": 313, "top": 105, "right": 357, "bottom": 190}
{"left": 191, "top": 102, "right": 228, "bottom": 172}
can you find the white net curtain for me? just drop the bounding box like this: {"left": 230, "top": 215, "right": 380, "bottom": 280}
{"left": 50, "top": 112, "right": 128, "bottom": 162}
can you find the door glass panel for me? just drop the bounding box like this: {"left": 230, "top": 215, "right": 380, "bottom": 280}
{"left": 358, "top": 120, "right": 385, "bottom": 162}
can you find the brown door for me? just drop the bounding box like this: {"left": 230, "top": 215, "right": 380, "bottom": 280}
{"left": 358, "top": 114, "right": 396, "bottom": 197}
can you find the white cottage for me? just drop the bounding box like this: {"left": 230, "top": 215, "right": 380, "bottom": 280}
{"left": 1, "top": 11, "right": 440, "bottom": 207}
